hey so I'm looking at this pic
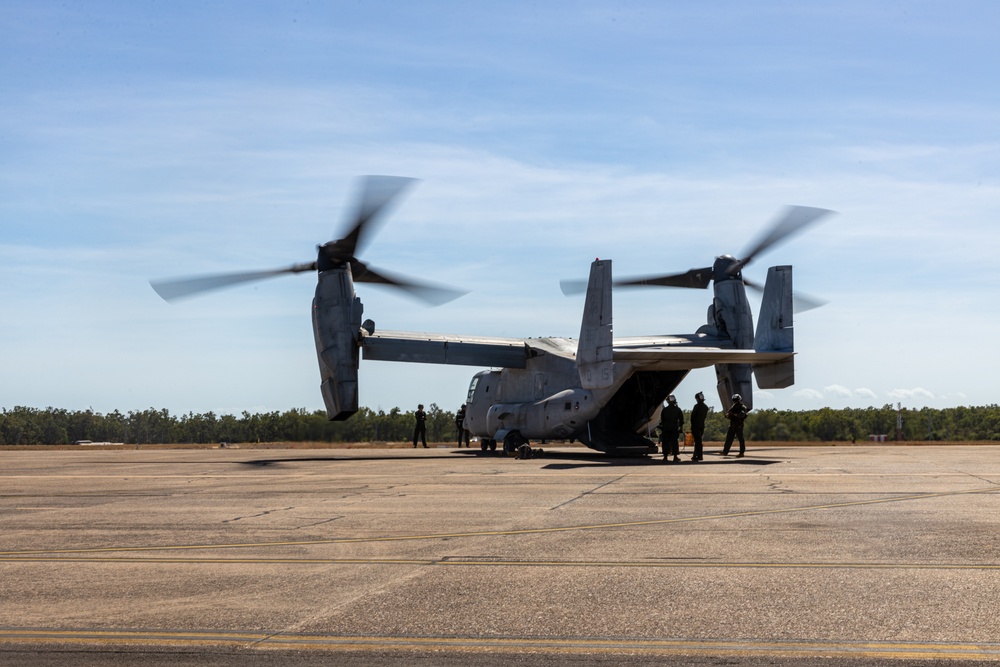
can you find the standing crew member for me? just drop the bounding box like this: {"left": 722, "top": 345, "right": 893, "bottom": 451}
{"left": 455, "top": 403, "right": 470, "bottom": 447}
{"left": 659, "top": 395, "right": 683, "bottom": 463}
{"left": 690, "top": 392, "right": 708, "bottom": 462}
{"left": 413, "top": 404, "right": 428, "bottom": 448}
{"left": 721, "top": 394, "right": 749, "bottom": 457}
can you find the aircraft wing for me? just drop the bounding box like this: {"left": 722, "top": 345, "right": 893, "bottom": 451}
{"left": 612, "top": 334, "right": 793, "bottom": 371}
{"left": 362, "top": 330, "right": 533, "bottom": 368}
{"left": 363, "top": 329, "right": 792, "bottom": 372}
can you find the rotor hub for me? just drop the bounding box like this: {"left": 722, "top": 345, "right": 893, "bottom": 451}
{"left": 713, "top": 254, "right": 742, "bottom": 282}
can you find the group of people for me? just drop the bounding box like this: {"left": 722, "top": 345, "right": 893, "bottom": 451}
{"left": 415, "top": 394, "right": 750, "bottom": 459}
{"left": 658, "top": 392, "right": 748, "bottom": 462}
{"left": 412, "top": 402, "right": 472, "bottom": 448}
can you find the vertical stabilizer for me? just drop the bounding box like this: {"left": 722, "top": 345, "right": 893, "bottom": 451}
{"left": 577, "top": 259, "right": 614, "bottom": 389}
{"left": 753, "top": 265, "right": 794, "bottom": 388}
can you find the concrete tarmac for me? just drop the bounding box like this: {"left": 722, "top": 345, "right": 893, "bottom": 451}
{"left": 2, "top": 444, "right": 999, "bottom": 666}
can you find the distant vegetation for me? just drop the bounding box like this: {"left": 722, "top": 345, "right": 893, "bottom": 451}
{"left": 2, "top": 404, "right": 1000, "bottom": 446}
{"left": 0, "top": 405, "right": 454, "bottom": 446}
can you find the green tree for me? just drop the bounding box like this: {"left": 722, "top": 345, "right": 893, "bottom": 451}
{"left": 1, "top": 407, "right": 42, "bottom": 445}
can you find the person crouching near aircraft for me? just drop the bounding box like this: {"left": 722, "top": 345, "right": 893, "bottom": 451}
{"left": 721, "top": 394, "right": 749, "bottom": 457}
{"left": 659, "top": 395, "right": 683, "bottom": 463}
{"left": 690, "top": 392, "right": 708, "bottom": 462}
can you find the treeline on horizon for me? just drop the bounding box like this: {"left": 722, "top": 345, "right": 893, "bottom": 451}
{"left": 3, "top": 403, "right": 1000, "bottom": 446}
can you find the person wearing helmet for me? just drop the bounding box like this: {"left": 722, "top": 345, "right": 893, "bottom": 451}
{"left": 721, "top": 394, "right": 749, "bottom": 457}
{"left": 658, "top": 394, "right": 684, "bottom": 463}
{"left": 690, "top": 392, "right": 708, "bottom": 462}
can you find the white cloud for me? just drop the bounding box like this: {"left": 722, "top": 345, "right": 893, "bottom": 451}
{"left": 887, "top": 388, "right": 936, "bottom": 400}
{"left": 794, "top": 389, "right": 824, "bottom": 400}
{"left": 854, "top": 388, "right": 878, "bottom": 400}
{"left": 824, "top": 384, "right": 853, "bottom": 398}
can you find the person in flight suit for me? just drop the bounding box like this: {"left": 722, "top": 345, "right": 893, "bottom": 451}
{"left": 690, "top": 392, "right": 708, "bottom": 462}
{"left": 413, "top": 404, "right": 428, "bottom": 448}
{"left": 721, "top": 393, "right": 749, "bottom": 457}
{"left": 659, "top": 394, "right": 684, "bottom": 463}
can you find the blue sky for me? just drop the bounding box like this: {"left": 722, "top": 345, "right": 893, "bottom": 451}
{"left": 3, "top": 1, "right": 999, "bottom": 417}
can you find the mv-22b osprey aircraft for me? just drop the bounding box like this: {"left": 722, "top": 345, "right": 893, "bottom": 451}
{"left": 152, "top": 176, "right": 833, "bottom": 455}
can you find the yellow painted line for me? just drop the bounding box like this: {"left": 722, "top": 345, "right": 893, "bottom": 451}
{"left": 0, "top": 485, "right": 995, "bottom": 558}
{"left": 0, "top": 628, "right": 998, "bottom": 660}
{"left": 13, "top": 507, "right": 73, "bottom": 510}
{"left": 0, "top": 475, "right": 282, "bottom": 480}
{"left": 0, "top": 556, "right": 436, "bottom": 565}
{"left": 0, "top": 628, "right": 270, "bottom": 641}
{"left": 1, "top": 555, "right": 999, "bottom": 571}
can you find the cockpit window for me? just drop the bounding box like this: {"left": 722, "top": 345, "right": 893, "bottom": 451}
{"left": 466, "top": 377, "right": 479, "bottom": 403}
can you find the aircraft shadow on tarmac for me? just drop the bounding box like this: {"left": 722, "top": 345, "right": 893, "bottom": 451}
{"left": 240, "top": 450, "right": 781, "bottom": 469}
{"left": 240, "top": 454, "right": 458, "bottom": 466}
{"left": 530, "top": 452, "right": 782, "bottom": 470}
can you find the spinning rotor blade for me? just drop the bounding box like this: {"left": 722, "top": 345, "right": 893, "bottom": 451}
{"left": 728, "top": 205, "right": 834, "bottom": 275}
{"left": 150, "top": 262, "right": 317, "bottom": 302}
{"left": 615, "top": 267, "right": 713, "bottom": 290}
{"left": 351, "top": 261, "right": 467, "bottom": 306}
{"left": 328, "top": 176, "right": 416, "bottom": 262}
{"left": 330, "top": 176, "right": 463, "bottom": 305}
{"left": 787, "top": 291, "right": 827, "bottom": 313}
{"left": 560, "top": 205, "right": 834, "bottom": 310}
{"left": 150, "top": 175, "right": 466, "bottom": 307}
{"left": 561, "top": 267, "right": 712, "bottom": 296}
{"left": 559, "top": 279, "right": 588, "bottom": 296}
{"left": 742, "top": 276, "right": 828, "bottom": 313}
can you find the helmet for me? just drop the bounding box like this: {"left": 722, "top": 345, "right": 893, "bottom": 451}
{"left": 695, "top": 392, "right": 704, "bottom": 401}
{"left": 732, "top": 394, "right": 741, "bottom": 402}
{"left": 667, "top": 394, "right": 676, "bottom": 404}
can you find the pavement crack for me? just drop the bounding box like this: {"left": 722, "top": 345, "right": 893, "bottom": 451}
{"left": 223, "top": 506, "right": 296, "bottom": 523}
{"left": 550, "top": 475, "right": 627, "bottom": 510}
{"left": 296, "top": 516, "right": 342, "bottom": 529}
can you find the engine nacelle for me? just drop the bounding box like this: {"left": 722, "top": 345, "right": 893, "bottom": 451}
{"left": 312, "top": 268, "right": 363, "bottom": 420}
{"left": 710, "top": 256, "right": 755, "bottom": 411}
{"left": 486, "top": 388, "right": 598, "bottom": 441}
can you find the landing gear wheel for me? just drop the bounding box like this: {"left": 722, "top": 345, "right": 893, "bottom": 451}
{"left": 503, "top": 431, "right": 526, "bottom": 455}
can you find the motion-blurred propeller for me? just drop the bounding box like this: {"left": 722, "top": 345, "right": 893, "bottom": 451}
{"left": 150, "top": 176, "right": 466, "bottom": 306}
{"left": 560, "top": 205, "right": 834, "bottom": 312}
